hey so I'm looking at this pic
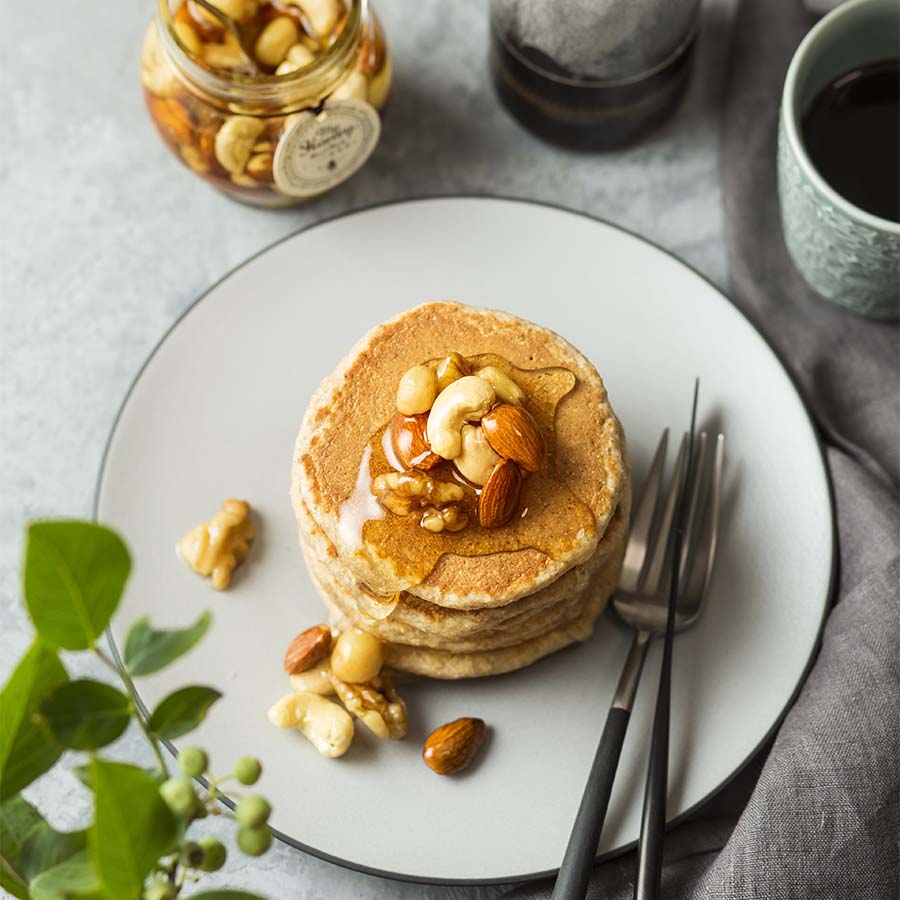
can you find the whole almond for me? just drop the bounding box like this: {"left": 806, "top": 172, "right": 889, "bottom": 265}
{"left": 422, "top": 717, "right": 486, "bottom": 775}
{"left": 283, "top": 624, "right": 332, "bottom": 675}
{"left": 478, "top": 458, "right": 523, "bottom": 528}
{"left": 481, "top": 405, "right": 546, "bottom": 472}
{"left": 391, "top": 412, "right": 441, "bottom": 470}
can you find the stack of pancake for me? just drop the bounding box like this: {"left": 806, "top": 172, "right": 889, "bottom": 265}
{"left": 291, "top": 302, "right": 629, "bottom": 679}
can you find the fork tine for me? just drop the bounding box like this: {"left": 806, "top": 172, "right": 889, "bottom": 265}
{"left": 619, "top": 429, "right": 669, "bottom": 592}
{"left": 683, "top": 434, "right": 725, "bottom": 602}
{"left": 640, "top": 433, "right": 687, "bottom": 593}
{"left": 677, "top": 432, "right": 709, "bottom": 593}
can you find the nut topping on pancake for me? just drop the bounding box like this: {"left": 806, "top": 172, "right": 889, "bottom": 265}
{"left": 478, "top": 458, "right": 524, "bottom": 529}
{"left": 379, "top": 352, "right": 546, "bottom": 532}
{"left": 481, "top": 405, "right": 546, "bottom": 473}
{"left": 391, "top": 413, "right": 441, "bottom": 470}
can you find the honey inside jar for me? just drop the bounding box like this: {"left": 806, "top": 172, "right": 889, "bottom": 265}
{"left": 141, "top": 0, "right": 390, "bottom": 207}
{"left": 339, "top": 355, "right": 599, "bottom": 594}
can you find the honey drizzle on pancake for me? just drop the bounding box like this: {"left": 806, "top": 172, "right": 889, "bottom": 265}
{"left": 338, "top": 355, "right": 598, "bottom": 595}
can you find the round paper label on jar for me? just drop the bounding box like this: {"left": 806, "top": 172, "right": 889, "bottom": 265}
{"left": 273, "top": 100, "right": 381, "bottom": 198}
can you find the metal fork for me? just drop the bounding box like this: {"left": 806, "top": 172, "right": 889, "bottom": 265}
{"left": 552, "top": 427, "right": 725, "bottom": 900}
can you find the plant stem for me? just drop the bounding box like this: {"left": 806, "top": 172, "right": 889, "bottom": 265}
{"left": 93, "top": 646, "right": 169, "bottom": 777}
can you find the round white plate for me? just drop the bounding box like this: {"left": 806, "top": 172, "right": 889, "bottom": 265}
{"left": 96, "top": 197, "right": 833, "bottom": 884}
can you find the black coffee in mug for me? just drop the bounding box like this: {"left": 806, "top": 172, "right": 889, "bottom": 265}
{"left": 801, "top": 59, "right": 900, "bottom": 223}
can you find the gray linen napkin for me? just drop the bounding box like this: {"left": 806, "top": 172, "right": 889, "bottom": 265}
{"left": 504, "top": 0, "right": 900, "bottom": 897}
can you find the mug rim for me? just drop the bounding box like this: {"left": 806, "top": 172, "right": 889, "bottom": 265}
{"left": 781, "top": 0, "right": 900, "bottom": 235}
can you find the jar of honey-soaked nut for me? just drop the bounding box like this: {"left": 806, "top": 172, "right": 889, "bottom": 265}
{"left": 141, "top": 0, "right": 390, "bottom": 206}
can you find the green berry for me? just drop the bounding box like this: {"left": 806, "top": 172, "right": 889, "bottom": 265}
{"left": 144, "top": 880, "right": 177, "bottom": 900}
{"left": 177, "top": 746, "right": 208, "bottom": 778}
{"left": 237, "top": 824, "right": 272, "bottom": 857}
{"left": 198, "top": 835, "right": 227, "bottom": 872}
{"left": 159, "top": 776, "right": 198, "bottom": 818}
{"left": 234, "top": 756, "right": 262, "bottom": 785}
{"left": 181, "top": 840, "right": 205, "bottom": 868}
{"left": 235, "top": 795, "right": 271, "bottom": 828}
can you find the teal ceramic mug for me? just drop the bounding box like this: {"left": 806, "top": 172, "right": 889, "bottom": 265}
{"left": 778, "top": 0, "right": 900, "bottom": 319}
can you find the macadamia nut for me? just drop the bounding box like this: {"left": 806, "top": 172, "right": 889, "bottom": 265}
{"left": 396, "top": 365, "right": 439, "bottom": 416}
{"left": 331, "top": 626, "right": 383, "bottom": 683}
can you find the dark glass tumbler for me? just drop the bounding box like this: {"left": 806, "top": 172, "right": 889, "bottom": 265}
{"left": 490, "top": 0, "right": 701, "bottom": 150}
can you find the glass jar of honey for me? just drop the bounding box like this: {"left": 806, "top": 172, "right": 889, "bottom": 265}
{"left": 141, "top": 0, "right": 390, "bottom": 206}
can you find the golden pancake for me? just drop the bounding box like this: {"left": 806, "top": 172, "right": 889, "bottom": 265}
{"left": 356, "top": 537, "right": 625, "bottom": 679}
{"left": 293, "top": 301, "right": 627, "bottom": 610}
{"left": 294, "top": 482, "right": 630, "bottom": 643}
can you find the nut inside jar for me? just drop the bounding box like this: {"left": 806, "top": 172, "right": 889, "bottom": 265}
{"left": 142, "top": 0, "right": 391, "bottom": 207}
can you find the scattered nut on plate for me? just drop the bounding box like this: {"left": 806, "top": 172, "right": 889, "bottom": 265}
{"left": 423, "top": 717, "right": 487, "bottom": 775}
{"left": 177, "top": 498, "right": 254, "bottom": 590}
{"left": 283, "top": 624, "right": 333, "bottom": 675}
{"left": 330, "top": 626, "right": 383, "bottom": 684}
{"left": 268, "top": 691, "right": 354, "bottom": 758}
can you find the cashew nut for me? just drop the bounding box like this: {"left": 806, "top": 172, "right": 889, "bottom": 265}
{"left": 275, "top": 42, "right": 315, "bottom": 75}
{"left": 475, "top": 366, "right": 524, "bottom": 406}
{"left": 268, "top": 691, "right": 354, "bottom": 757}
{"left": 289, "top": 661, "right": 335, "bottom": 695}
{"left": 215, "top": 115, "right": 265, "bottom": 173}
{"left": 426, "top": 376, "right": 496, "bottom": 460}
{"left": 396, "top": 364, "right": 438, "bottom": 415}
{"left": 454, "top": 424, "right": 501, "bottom": 486}
{"left": 255, "top": 16, "right": 300, "bottom": 68}
{"left": 329, "top": 71, "right": 368, "bottom": 103}
{"left": 285, "top": 0, "right": 339, "bottom": 38}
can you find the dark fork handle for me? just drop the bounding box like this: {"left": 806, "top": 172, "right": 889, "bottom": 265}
{"left": 552, "top": 707, "right": 631, "bottom": 900}
{"left": 634, "top": 627, "right": 673, "bottom": 900}
{"left": 553, "top": 630, "right": 651, "bottom": 900}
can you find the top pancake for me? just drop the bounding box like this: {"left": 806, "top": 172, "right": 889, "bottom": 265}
{"left": 292, "top": 302, "right": 626, "bottom": 608}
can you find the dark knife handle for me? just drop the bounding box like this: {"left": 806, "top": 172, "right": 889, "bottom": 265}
{"left": 551, "top": 706, "right": 631, "bottom": 900}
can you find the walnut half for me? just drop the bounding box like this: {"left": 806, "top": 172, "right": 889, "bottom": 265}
{"left": 372, "top": 469, "right": 470, "bottom": 534}
{"left": 328, "top": 671, "right": 408, "bottom": 740}
{"left": 177, "top": 498, "right": 254, "bottom": 590}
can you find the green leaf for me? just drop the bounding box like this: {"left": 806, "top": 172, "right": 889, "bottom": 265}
{"left": 24, "top": 521, "right": 131, "bottom": 651}
{"left": 190, "top": 893, "right": 271, "bottom": 900}
{"left": 29, "top": 851, "right": 102, "bottom": 900}
{"left": 147, "top": 686, "right": 222, "bottom": 741}
{"left": 1, "top": 797, "right": 89, "bottom": 898}
{"left": 0, "top": 641, "right": 68, "bottom": 800}
{"left": 88, "top": 760, "right": 176, "bottom": 900}
{"left": 123, "top": 611, "right": 212, "bottom": 677}
{"left": 39, "top": 680, "right": 131, "bottom": 751}
{"left": 0, "top": 795, "right": 46, "bottom": 899}
{"left": 21, "top": 827, "right": 87, "bottom": 883}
